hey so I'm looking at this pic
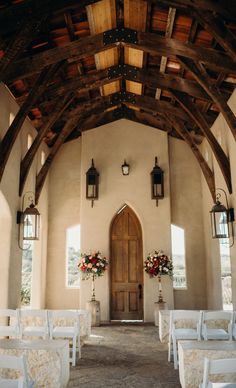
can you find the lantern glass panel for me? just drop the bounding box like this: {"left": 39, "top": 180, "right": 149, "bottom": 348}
{"left": 211, "top": 210, "right": 229, "bottom": 238}
{"left": 87, "top": 184, "right": 97, "bottom": 199}
{"left": 23, "top": 213, "right": 40, "bottom": 240}
{"left": 152, "top": 173, "right": 164, "bottom": 198}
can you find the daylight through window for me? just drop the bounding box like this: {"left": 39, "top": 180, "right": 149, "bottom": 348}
{"left": 171, "top": 224, "right": 187, "bottom": 289}
{"left": 66, "top": 224, "right": 80, "bottom": 288}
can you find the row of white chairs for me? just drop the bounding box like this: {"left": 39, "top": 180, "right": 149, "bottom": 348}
{"left": 0, "top": 309, "right": 82, "bottom": 367}
{"left": 200, "top": 357, "right": 236, "bottom": 388}
{"left": 168, "top": 310, "right": 236, "bottom": 369}
{"left": 0, "top": 354, "right": 34, "bottom": 388}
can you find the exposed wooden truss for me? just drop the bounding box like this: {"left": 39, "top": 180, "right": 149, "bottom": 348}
{"left": 0, "top": 0, "right": 235, "bottom": 202}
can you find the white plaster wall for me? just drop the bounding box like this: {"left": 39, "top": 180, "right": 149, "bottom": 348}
{"left": 169, "top": 137, "right": 207, "bottom": 309}
{"left": 0, "top": 83, "right": 49, "bottom": 308}
{"left": 201, "top": 89, "right": 236, "bottom": 309}
{"left": 80, "top": 119, "right": 174, "bottom": 322}
{"left": 46, "top": 138, "right": 81, "bottom": 309}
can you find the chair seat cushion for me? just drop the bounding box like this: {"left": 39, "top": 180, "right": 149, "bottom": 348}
{"left": 52, "top": 326, "right": 78, "bottom": 338}
{"left": 0, "top": 326, "right": 17, "bottom": 337}
{"left": 0, "top": 378, "right": 21, "bottom": 387}
{"left": 23, "top": 326, "right": 48, "bottom": 336}
{"left": 174, "top": 328, "right": 199, "bottom": 339}
{"left": 205, "top": 328, "right": 230, "bottom": 339}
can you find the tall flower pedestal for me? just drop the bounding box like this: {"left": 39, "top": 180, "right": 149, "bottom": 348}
{"left": 86, "top": 300, "right": 100, "bottom": 327}
{"left": 154, "top": 275, "right": 168, "bottom": 326}
{"left": 85, "top": 275, "right": 100, "bottom": 327}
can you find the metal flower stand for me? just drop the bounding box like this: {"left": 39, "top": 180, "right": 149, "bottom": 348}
{"left": 154, "top": 275, "right": 168, "bottom": 326}
{"left": 86, "top": 275, "right": 100, "bottom": 327}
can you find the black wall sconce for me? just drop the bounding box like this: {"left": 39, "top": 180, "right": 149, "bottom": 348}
{"left": 86, "top": 158, "right": 99, "bottom": 207}
{"left": 121, "top": 159, "right": 130, "bottom": 175}
{"left": 17, "top": 191, "right": 40, "bottom": 250}
{"left": 210, "top": 188, "right": 234, "bottom": 246}
{"left": 151, "top": 157, "right": 164, "bottom": 206}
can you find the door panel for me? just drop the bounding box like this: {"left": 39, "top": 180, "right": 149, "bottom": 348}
{"left": 110, "top": 205, "right": 143, "bottom": 320}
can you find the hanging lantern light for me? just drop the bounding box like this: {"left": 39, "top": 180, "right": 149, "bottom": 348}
{"left": 210, "top": 200, "right": 229, "bottom": 239}
{"left": 151, "top": 157, "right": 164, "bottom": 206}
{"left": 17, "top": 192, "right": 40, "bottom": 250}
{"left": 210, "top": 188, "right": 234, "bottom": 242}
{"left": 86, "top": 159, "right": 99, "bottom": 207}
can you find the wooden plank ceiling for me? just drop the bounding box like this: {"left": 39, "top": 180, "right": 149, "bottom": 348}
{"left": 0, "top": 0, "right": 236, "bottom": 201}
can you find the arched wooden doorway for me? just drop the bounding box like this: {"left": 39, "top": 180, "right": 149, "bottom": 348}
{"left": 110, "top": 205, "right": 143, "bottom": 320}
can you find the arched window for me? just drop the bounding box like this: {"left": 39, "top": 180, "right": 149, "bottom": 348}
{"left": 9, "top": 112, "right": 15, "bottom": 126}
{"left": 27, "top": 134, "right": 33, "bottom": 150}
{"left": 40, "top": 150, "right": 45, "bottom": 166}
{"left": 171, "top": 224, "right": 187, "bottom": 289}
{"left": 219, "top": 241, "right": 232, "bottom": 310}
{"left": 66, "top": 225, "right": 80, "bottom": 288}
{"left": 21, "top": 241, "right": 33, "bottom": 306}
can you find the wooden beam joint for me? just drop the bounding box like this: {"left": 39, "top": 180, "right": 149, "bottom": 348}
{"left": 108, "top": 64, "right": 138, "bottom": 79}
{"left": 103, "top": 27, "right": 138, "bottom": 46}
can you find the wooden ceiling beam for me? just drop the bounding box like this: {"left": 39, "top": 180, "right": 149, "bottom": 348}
{"left": 0, "top": 0, "right": 100, "bottom": 34}
{"left": 165, "top": 114, "right": 215, "bottom": 201}
{"left": 178, "top": 56, "right": 236, "bottom": 142}
{"left": 35, "top": 65, "right": 210, "bottom": 103}
{"left": 147, "top": 0, "right": 235, "bottom": 20}
{"left": 4, "top": 28, "right": 236, "bottom": 82}
{"left": 171, "top": 90, "right": 232, "bottom": 194}
{"left": 193, "top": 10, "right": 236, "bottom": 62}
{"left": 2, "top": 32, "right": 114, "bottom": 82}
{"left": 0, "top": 66, "right": 56, "bottom": 183}
{"left": 19, "top": 93, "right": 75, "bottom": 196}
{"left": 134, "top": 31, "right": 236, "bottom": 74}
{"left": 0, "top": 15, "right": 47, "bottom": 82}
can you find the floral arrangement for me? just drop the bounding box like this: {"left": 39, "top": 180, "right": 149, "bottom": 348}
{"left": 144, "top": 250, "right": 173, "bottom": 277}
{"left": 78, "top": 251, "right": 108, "bottom": 279}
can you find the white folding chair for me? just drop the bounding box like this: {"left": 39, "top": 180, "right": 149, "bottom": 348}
{"left": 201, "top": 311, "right": 233, "bottom": 341}
{"left": 168, "top": 310, "right": 202, "bottom": 369}
{"left": 0, "top": 309, "right": 20, "bottom": 338}
{"left": 48, "top": 310, "right": 81, "bottom": 367}
{"left": 199, "top": 357, "right": 236, "bottom": 388}
{"left": 0, "top": 354, "right": 34, "bottom": 387}
{"left": 18, "top": 309, "right": 49, "bottom": 339}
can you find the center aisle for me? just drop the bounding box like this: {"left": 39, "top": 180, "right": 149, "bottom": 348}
{"left": 68, "top": 324, "right": 181, "bottom": 387}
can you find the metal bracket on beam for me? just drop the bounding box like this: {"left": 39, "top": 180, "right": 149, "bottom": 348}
{"left": 103, "top": 28, "right": 138, "bottom": 46}
{"left": 113, "top": 106, "right": 135, "bottom": 120}
{"left": 111, "top": 91, "right": 136, "bottom": 105}
{"left": 107, "top": 64, "right": 138, "bottom": 80}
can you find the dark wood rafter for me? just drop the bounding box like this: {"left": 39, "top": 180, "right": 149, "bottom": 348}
{"left": 193, "top": 10, "right": 236, "bottom": 62}
{"left": 35, "top": 116, "right": 79, "bottom": 204}
{"left": 171, "top": 90, "right": 232, "bottom": 194}
{"left": 19, "top": 93, "right": 75, "bottom": 196}
{"left": 133, "top": 31, "right": 236, "bottom": 74}
{"left": 177, "top": 56, "right": 236, "bottom": 142}
{"left": 164, "top": 114, "right": 216, "bottom": 201}
{"left": 0, "top": 15, "right": 47, "bottom": 82}
{"left": 148, "top": 0, "right": 235, "bottom": 19}
{"left": 3, "top": 29, "right": 236, "bottom": 82}
{"left": 17, "top": 65, "right": 211, "bottom": 105}
{"left": 0, "top": 66, "right": 56, "bottom": 183}
{"left": 0, "top": 0, "right": 100, "bottom": 34}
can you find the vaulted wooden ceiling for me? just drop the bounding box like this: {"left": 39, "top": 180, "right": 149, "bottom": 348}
{"left": 0, "top": 0, "right": 236, "bottom": 202}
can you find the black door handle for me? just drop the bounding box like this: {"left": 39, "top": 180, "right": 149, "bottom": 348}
{"left": 138, "top": 284, "right": 142, "bottom": 299}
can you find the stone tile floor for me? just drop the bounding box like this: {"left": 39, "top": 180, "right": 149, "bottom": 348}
{"left": 68, "top": 324, "right": 181, "bottom": 387}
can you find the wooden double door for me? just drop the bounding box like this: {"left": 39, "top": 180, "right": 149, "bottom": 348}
{"left": 110, "top": 205, "right": 143, "bottom": 320}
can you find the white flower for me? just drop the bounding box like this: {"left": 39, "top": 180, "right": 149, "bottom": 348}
{"left": 93, "top": 268, "right": 98, "bottom": 272}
